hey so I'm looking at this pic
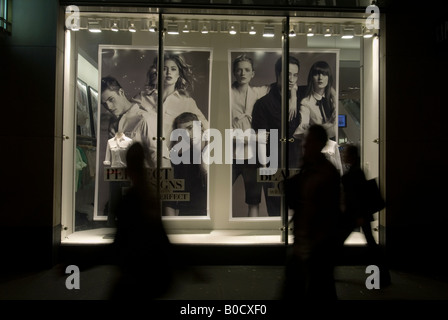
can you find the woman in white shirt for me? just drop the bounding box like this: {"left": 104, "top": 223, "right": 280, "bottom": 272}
{"left": 231, "top": 54, "right": 270, "bottom": 217}
{"left": 133, "top": 54, "right": 209, "bottom": 167}
{"left": 294, "top": 60, "right": 337, "bottom": 141}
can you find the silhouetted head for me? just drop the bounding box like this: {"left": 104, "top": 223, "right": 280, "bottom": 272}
{"left": 303, "top": 124, "right": 328, "bottom": 163}
{"left": 126, "top": 142, "right": 146, "bottom": 182}
{"left": 342, "top": 144, "right": 360, "bottom": 167}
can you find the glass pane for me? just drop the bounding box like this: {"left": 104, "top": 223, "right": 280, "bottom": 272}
{"left": 159, "top": 15, "right": 285, "bottom": 244}
{"left": 62, "top": 7, "right": 375, "bottom": 246}
{"left": 289, "top": 17, "right": 366, "bottom": 245}
{"left": 159, "top": 44, "right": 211, "bottom": 218}
{"left": 64, "top": 10, "right": 160, "bottom": 240}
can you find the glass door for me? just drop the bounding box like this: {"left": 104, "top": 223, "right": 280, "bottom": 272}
{"left": 160, "top": 14, "right": 286, "bottom": 244}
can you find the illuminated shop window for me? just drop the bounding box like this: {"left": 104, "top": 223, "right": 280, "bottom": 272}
{"left": 0, "top": 0, "right": 11, "bottom": 34}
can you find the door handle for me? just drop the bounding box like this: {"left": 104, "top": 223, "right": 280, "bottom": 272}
{"left": 373, "top": 138, "right": 380, "bottom": 144}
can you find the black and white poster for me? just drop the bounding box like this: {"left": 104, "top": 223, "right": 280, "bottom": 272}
{"left": 95, "top": 46, "right": 212, "bottom": 222}
{"left": 229, "top": 49, "right": 339, "bottom": 219}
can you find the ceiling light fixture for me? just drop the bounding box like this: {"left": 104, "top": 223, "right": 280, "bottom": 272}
{"left": 88, "top": 21, "right": 102, "bottom": 33}
{"left": 341, "top": 26, "right": 354, "bottom": 39}
{"left": 128, "top": 22, "right": 136, "bottom": 33}
{"left": 167, "top": 22, "right": 179, "bottom": 35}
{"left": 201, "top": 24, "right": 209, "bottom": 34}
{"left": 263, "top": 24, "right": 275, "bottom": 38}
{"left": 249, "top": 25, "right": 256, "bottom": 35}
{"left": 306, "top": 25, "right": 315, "bottom": 37}
{"left": 182, "top": 22, "right": 190, "bottom": 33}
{"left": 229, "top": 24, "right": 237, "bottom": 35}
{"left": 324, "top": 25, "right": 333, "bottom": 37}
{"left": 149, "top": 20, "right": 157, "bottom": 32}
{"left": 363, "top": 27, "right": 373, "bottom": 38}
{"left": 111, "top": 22, "right": 119, "bottom": 32}
{"left": 289, "top": 25, "right": 296, "bottom": 37}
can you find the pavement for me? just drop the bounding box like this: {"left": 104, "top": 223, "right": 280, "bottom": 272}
{"left": 0, "top": 263, "right": 447, "bottom": 316}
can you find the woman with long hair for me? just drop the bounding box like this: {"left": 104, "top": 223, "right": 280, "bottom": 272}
{"left": 133, "top": 53, "right": 209, "bottom": 167}
{"left": 293, "top": 60, "right": 337, "bottom": 140}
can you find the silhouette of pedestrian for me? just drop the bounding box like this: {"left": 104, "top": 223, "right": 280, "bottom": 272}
{"left": 283, "top": 124, "right": 341, "bottom": 301}
{"left": 339, "top": 143, "right": 391, "bottom": 286}
{"left": 110, "top": 142, "right": 174, "bottom": 301}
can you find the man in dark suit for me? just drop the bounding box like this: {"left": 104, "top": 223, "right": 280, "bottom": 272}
{"left": 251, "top": 56, "right": 305, "bottom": 216}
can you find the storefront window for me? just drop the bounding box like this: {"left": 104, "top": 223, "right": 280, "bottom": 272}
{"left": 0, "top": 0, "right": 11, "bottom": 34}
{"left": 61, "top": 6, "right": 380, "bottom": 246}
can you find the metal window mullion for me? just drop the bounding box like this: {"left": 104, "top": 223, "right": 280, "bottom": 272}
{"left": 281, "top": 17, "right": 290, "bottom": 245}
{"left": 156, "top": 14, "right": 165, "bottom": 203}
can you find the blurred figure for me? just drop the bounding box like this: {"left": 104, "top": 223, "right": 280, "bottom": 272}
{"left": 339, "top": 144, "right": 376, "bottom": 245}
{"left": 339, "top": 143, "right": 391, "bottom": 286}
{"left": 110, "top": 142, "right": 174, "bottom": 301}
{"left": 283, "top": 124, "right": 341, "bottom": 301}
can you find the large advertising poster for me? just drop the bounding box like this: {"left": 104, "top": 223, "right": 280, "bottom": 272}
{"left": 95, "top": 46, "right": 212, "bottom": 222}
{"left": 229, "top": 49, "right": 339, "bottom": 219}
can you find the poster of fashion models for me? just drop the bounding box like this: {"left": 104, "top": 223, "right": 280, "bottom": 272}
{"left": 290, "top": 49, "right": 341, "bottom": 175}
{"left": 95, "top": 46, "right": 212, "bottom": 222}
{"left": 228, "top": 49, "right": 339, "bottom": 219}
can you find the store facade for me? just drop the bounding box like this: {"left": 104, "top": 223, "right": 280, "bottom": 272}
{"left": 1, "top": 0, "right": 390, "bottom": 269}
{"left": 58, "top": 1, "right": 384, "bottom": 261}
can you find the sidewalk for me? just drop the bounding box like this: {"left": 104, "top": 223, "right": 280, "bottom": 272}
{"left": 1, "top": 264, "right": 448, "bottom": 301}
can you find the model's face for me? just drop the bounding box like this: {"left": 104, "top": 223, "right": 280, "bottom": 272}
{"left": 288, "top": 63, "right": 299, "bottom": 90}
{"left": 312, "top": 71, "right": 329, "bottom": 91}
{"left": 278, "top": 63, "right": 299, "bottom": 90}
{"left": 234, "top": 61, "right": 254, "bottom": 85}
{"left": 163, "top": 59, "right": 180, "bottom": 86}
{"left": 178, "top": 120, "right": 202, "bottom": 145}
{"left": 101, "top": 89, "right": 127, "bottom": 118}
{"left": 178, "top": 120, "right": 195, "bottom": 140}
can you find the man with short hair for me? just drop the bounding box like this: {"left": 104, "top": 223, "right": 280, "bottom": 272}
{"left": 101, "top": 75, "right": 157, "bottom": 168}
{"left": 251, "top": 56, "right": 305, "bottom": 216}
